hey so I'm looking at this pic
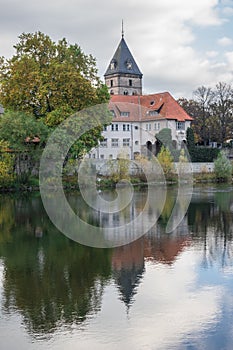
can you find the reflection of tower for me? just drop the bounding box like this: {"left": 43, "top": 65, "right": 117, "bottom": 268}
{"left": 111, "top": 238, "right": 144, "bottom": 307}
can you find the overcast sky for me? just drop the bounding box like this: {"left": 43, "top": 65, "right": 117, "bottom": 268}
{"left": 1, "top": 0, "right": 233, "bottom": 98}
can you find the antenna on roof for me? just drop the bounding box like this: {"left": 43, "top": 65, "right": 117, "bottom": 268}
{"left": 121, "top": 19, "right": 124, "bottom": 38}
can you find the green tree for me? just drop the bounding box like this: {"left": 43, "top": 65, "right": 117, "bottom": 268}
{"left": 186, "top": 127, "right": 195, "bottom": 161}
{"left": 214, "top": 151, "right": 232, "bottom": 182}
{"left": 0, "top": 110, "right": 49, "bottom": 177}
{"left": 156, "top": 128, "right": 172, "bottom": 148}
{"left": 0, "top": 32, "right": 109, "bottom": 119}
{"left": 0, "top": 140, "right": 15, "bottom": 186}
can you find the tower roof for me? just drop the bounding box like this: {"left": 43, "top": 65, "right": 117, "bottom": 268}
{"left": 104, "top": 37, "right": 142, "bottom": 77}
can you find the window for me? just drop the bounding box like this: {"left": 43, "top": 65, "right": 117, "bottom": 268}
{"left": 154, "top": 122, "right": 160, "bottom": 131}
{"left": 103, "top": 125, "right": 107, "bottom": 131}
{"left": 120, "top": 111, "right": 130, "bottom": 117}
{"left": 176, "top": 122, "right": 185, "bottom": 130}
{"left": 146, "top": 123, "right": 151, "bottom": 131}
{"left": 123, "top": 138, "right": 130, "bottom": 147}
{"left": 111, "top": 124, "right": 118, "bottom": 131}
{"left": 123, "top": 124, "right": 130, "bottom": 131}
{"left": 92, "top": 154, "right": 96, "bottom": 159}
{"left": 135, "top": 125, "right": 138, "bottom": 130}
{"left": 110, "top": 110, "right": 116, "bottom": 117}
{"left": 135, "top": 140, "right": 139, "bottom": 145}
{"left": 110, "top": 80, "right": 113, "bottom": 87}
{"left": 129, "top": 79, "right": 132, "bottom": 87}
{"left": 111, "top": 138, "right": 119, "bottom": 147}
{"left": 149, "top": 110, "right": 158, "bottom": 116}
{"left": 124, "top": 90, "right": 128, "bottom": 95}
{"left": 100, "top": 138, "right": 107, "bottom": 147}
{"left": 100, "top": 154, "right": 104, "bottom": 159}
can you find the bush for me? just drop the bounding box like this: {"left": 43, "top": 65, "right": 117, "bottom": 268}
{"left": 214, "top": 151, "right": 232, "bottom": 182}
{"left": 157, "top": 146, "right": 175, "bottom": 180}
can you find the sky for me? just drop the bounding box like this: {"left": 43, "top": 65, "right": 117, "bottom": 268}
{"left": 1, "top": 0, "right": 233, "bottom": 98}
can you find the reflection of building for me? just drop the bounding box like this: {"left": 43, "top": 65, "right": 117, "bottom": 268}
{"left": 111, "top": 233, "right": 191, "bottom": 306}
{"left": 90, "top": 31, "right": 192, "bottom": 160}
{"left": 144, "top": 234, "right": 191, "bottom": 265}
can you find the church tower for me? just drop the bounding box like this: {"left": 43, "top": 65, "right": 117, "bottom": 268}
{"left": 104, "top": 26, "right": 143, "bottom": 96}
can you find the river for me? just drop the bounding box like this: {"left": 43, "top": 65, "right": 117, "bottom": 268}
{"left": 0, "top": 185, "right": 233, "bottom": 349}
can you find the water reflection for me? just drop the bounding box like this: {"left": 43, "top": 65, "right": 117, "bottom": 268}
{"left": 0, "top": 186, "right": 232, "bottom": 349}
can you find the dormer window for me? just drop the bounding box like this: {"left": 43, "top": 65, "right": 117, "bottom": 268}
{"left": 110, "top": 60, "right": 117, "bottom": 70}
{"left": 149, "top": 110, "right": 158, "bottom": 116}
{"left": 125, "top": 59, "right": 132, "bottom": 70}
{"left": 110, "top": 110, "right": 116, "bottom": 117}
{"left": 120, "top": 111, "right": 130, "bottom": 117}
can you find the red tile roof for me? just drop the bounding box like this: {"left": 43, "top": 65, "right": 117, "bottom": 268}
{"left": 109, "top": 92, "right": 193, "bottom": 122}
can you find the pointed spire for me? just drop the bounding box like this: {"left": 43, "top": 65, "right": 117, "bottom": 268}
{"left": 122, "top": 19, "right": 124, "bottom": 38}
{"left": 104, "top": 33, "right": 142, "bottom": 77}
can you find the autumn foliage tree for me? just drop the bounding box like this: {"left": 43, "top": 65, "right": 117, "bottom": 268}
{"left": 0, "top": 32, "right": 111, "bottom": 164}
{"left": 178, "top": 82, "right": 233, "bottom": 146}
{"left": 0, "top": 32, "right": 109, "bottom": 119}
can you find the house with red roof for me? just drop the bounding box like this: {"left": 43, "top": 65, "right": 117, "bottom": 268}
{"left": 89, "top": 31, "right": 192, "bottom": 160}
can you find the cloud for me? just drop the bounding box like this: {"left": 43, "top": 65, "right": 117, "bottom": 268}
{"left": 206, "top": 50, "right": 219, "bottom": 57}
{"left": 222, "top": 6, "right": 233, "bottom": 15}
{"left": 0, "top": 0, "right": 230, "bottom": 98}
{"left": 60, "top": 249, "right": 223, "bottom": 350}
{"left": 218, "top": 36, "right": 233, "bottom": 46}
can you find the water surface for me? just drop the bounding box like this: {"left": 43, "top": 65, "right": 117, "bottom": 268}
{"left": 0, "top": 185, "right": 233, "bottom": 349}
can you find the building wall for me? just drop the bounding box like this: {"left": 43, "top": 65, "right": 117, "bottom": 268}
{"left": 89, "top": 118, "right": 191, "bottom": 160}
{"left": 105, "top": 74, "right": 142, "bottom": 95}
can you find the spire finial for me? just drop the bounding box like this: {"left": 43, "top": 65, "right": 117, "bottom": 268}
{"left": 122, "top": 19, "right": 124, "bottom": 38}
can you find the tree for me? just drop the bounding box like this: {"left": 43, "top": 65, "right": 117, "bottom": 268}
{"left": 177, "top": 98, "right": 202, "bottom": 143}
{"left": 211, "top": 82, "right": 233, "bottom": 144}
{"left": 0, "top": 32, "right": 109, "bottom": 119}
{"left": 214, "top": 151, "right": 232, "bottom": 182}
{"left": 156, "top": 128, "right": 179, "bottom": 161}
{"left": 193, "top": 86, "right": 213, "bottom": 145}
{"left": 0, "top": 110, "right": 48, "bottom": 151}
{"left": 157, "top": 146, "right": 174, "bottom": 180}
{"left": 0, "top": 140, "right": 15, "bottom": 186}
{"left": 0, "top": 32, "right": 111, "bottom": 164}
{"left": 156, "top": 128, "right": 172, "bottom": 148}
{"left": 186, "top": 127, "right": 195, "bottom": 161}
{"left": 0, "top": 111, "right": 49, "bottom": 177}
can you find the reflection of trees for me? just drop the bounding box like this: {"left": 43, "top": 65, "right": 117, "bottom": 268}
{"left": 0, "top": 194, "right": 112, "bottom": 338}
{"left": 188, "top": 188, "right": 233, "bottom": 268}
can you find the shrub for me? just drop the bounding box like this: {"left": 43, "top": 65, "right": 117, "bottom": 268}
{"left": 157, "top": 146, "right": 175, "bottom": 180}
{"left": 214, "top": 151, "right": 232, "bottom": 182}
